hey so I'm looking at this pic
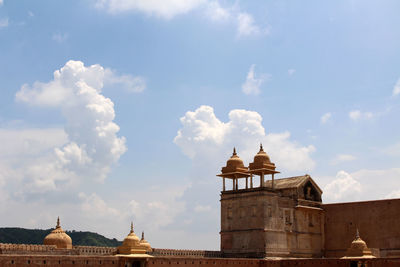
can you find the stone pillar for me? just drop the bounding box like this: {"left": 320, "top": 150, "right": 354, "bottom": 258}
{"left": 223, "top": 178, "right": 226, "bottom": 191}
{"left": 260, "top": 172, "right": 264, "bottom": 187}
{"left": 250, "top": 175, "right": 253, "bottom": 188}
{"left": 246, "top": 177, "right": 248, "bottom": 189}
{"left": 272, "top": 173, "right": 275, "bottom": 189}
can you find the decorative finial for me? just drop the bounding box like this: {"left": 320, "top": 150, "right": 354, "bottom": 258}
{"left": 356, "top": 228, "right": 360, "bottom": 239}
{"left": 260, "top": 143, "right": 264, "bottom": 152}
{"left": 130, "top": 222, "right": 134, "bottom": 233}
{"left": 141, "top": 231, "right": 145, "bottom": 240}
{"left": 56, "top": 217, "right": 60, "bottom": 228}
{"left": 233, "top": 147, "right": 237, "bottom": 155}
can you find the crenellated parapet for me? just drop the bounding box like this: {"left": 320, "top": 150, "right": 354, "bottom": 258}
{"left": 150, "top": 248, "right": 222, "bottom": 258}
{"left": 74, "top": 245, "right": 117, "bottom": 255}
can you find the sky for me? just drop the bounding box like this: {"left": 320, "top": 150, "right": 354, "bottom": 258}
{"left": 0, "top": 0, "right": 400, "bottom": 250}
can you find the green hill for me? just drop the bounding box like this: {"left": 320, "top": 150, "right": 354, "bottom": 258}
{"left": 0, "top": 228, "right": 122, "bottom": 247}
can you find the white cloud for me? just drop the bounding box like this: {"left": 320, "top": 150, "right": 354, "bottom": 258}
{"left": 174, "top": 105, "right": 316, "bottom": 173}
{"left": 288, "top": 69, "right": 296, "bottom": 76}
{"left": 0, "top": 17, "right": 8, "bottom": 28}
{"left": 323, "top": 168, "right": 400, "bottom": 203}
{"left": 330, "top": 154, "right": 356, "bottom": 165}
{"left": 95, "top": 0, "right": 206, "bottom": 19}
{"left": 12, "top": 60, "right": 131, "bottom": 193}
{"left": 349, "top": 110, "right": 373, "bottom": 121}
{"left": 237, "top": 12, "right": 268, "bottom": 37}
{"left": 320, "top": 112, "right": 332, "bottom": 124}
{"left": 393, "top": 78, "right": 400, "bottom": 96}
{"left": 323, "top": 171, "right": 362, "bottom": 202}
{"left": 28, "top": 11, "right": 34, "bottom": 17}
{"left": 0, "top": 0, "right": 3, "bottom": 6}
{"left": 104, "top": 68, "right": 146, "bottom": 93}
{"left": 95, "top": 1, "right": 267, "bottom": 38}
{"left": 242, "top": 64, "right": 270, "bottom": 95}
{"left": 79, "top": 192, "right": 120, "bottom": 217}
{"left": 52, "top": 33, "right": 68, "bottom": 43}
{"left": 205, "top": 1, "right": 231, "bottom": 21}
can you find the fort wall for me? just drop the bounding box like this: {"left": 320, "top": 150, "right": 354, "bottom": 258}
{"left": 323, "top": 198, "right": 400, "bottom": 258}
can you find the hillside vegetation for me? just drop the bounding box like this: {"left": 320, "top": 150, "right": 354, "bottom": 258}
{"left": 0, "top": 228, "right": 121, "bottom": 247}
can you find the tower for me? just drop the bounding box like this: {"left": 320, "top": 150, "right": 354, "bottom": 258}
{"left": 217, "top": 145, "right": 324, "bottom": 258}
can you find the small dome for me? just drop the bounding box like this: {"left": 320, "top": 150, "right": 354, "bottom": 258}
{"left": 253, "top": 144, "right": 271, "bottom": 164}
{"left": 248, "top": 144, "right": 277, "bottom": 172}
{"left": 121, "top": 222, "right": 140, "bottom": 247}
{"left": 43, "top": 217, "right": 72, "bottom": 249}
{"left": 343, "top": 229, "right": 375, "bottom": 259}
{"left": 221, "top": 148, "right": 248, "bottom": 174}
{"left": 118, "top": 222, "right": 147, "bottom": 255}
{"left": 139, "top": 231, "right": 152, "bottom": 252}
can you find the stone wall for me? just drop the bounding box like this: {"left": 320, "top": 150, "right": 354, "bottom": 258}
{"left": 150, "top": 248, "right": 222, "bottom": 258}
{"left": 74, "top": 246, "right": 116, "bottom": 255}
{"left": 0, "top": 255, "right": 120, "bottom": 267}
{"left": 323, "top": 198, "right": 400, "bottom": 258}
{"left": 1, "top": 255, "right": 400, "bottom": 267}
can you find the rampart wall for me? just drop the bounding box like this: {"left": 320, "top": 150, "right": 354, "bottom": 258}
{"left": 150, "top": 248, "right": 222, "bottom": 258}
{"left": 323, "top": 198, "right": 400, "bottom": 258}
{"left": 0, "top": 255, "right": 120, "bottom": 267}
{"left": 1, "top": 255, "right": 400, "bottom": 267}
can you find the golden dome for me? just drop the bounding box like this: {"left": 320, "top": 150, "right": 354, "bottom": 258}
{"left": 221, "top": 148, "right": 248, "bottom": 174}
{"left": 117, "top": 222, "right": 147, "bottom": 255}
{"left": 139, "top": 231, "right": 152, "bottom": 252}
{"left": 43, "top": 217, "right": 72, "bottom": 249}
{"left": 342, "top": 229, "right": 375, "bottom": 259}
{"left": 248, "top": 144, "right": 277, "bottom": 173}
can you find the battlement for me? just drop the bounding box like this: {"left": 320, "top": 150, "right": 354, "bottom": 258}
{"left": 150, "top": 248, "right": 222, "bottom": 258}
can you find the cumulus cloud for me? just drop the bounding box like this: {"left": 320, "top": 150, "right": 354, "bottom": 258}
{"left": 349, "top": 110, "right": 373, "bottom": 121}
{"left": 330, "top": 154, "right": 356, "bottom": 165}
{"left": 323, "top": 168, "right": 400, "bottom": 203}
{"left": 12, "top": 60, "right": 132, "bottom": 193}
{"left": 174, "top": 105, "right": 316, "bottom": 173}
{"left": 79, "top": 192, "right": 120, "bottom": 217}
{"left": 0, "top": 18, "right": 8, "bottom": 28}
{"left": 104, "top": 68, "right": 146, "bottom": 93}
{"left": 323, "top": 171, "right": 362, "bottom": 202}
{"left": 320, "top": 112, "right": 332, "bottom": 124}
{"left": 393, "top": 78, "right": 400, "bottom": 96}
{"left": 242, "top": 64, "right": 270, "bottom": 95}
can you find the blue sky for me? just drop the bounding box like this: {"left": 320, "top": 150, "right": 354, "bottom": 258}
{"left": 0, "top": 0, "right": 400, "bottom": 250}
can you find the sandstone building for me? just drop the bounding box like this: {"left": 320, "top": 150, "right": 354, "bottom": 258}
{"left": 0, "top": 145, "right": 400, "bottom": 266}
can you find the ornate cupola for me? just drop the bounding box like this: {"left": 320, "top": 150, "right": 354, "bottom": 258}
{"left": 217, "top": 148, "right": 250, "bottom": 191}
{"left": 342, "top": 229, "right": 376, "bottom": 259}
{"left": 43, "top": 217, "right": 72, "bottom": 249}
{"left": 248, "top": 144, "right": 279, "bottom": 189}
{"left": 117, "top": 222, "right": 147, "bottom": 255}
{"left": 139, "top": 231, "right": 152, "bottom": 252}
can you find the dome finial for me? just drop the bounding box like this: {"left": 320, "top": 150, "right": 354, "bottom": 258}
{"left": 56, "top": 217, "right": 60, "bottom": 228}
{"left": 233, "top": 147, "right": 237, "bottom": 155}
{"left": 260, "top": 143, "right": 264, "bottom": 152}
{"left": 356, "top": 228, "right": 360, "bottom": 239}
{"left": 130, "top": 222, "right": 134, "bottom": 233}
{"left": 141, "top": 231, "right": 144, "bottom": 240}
